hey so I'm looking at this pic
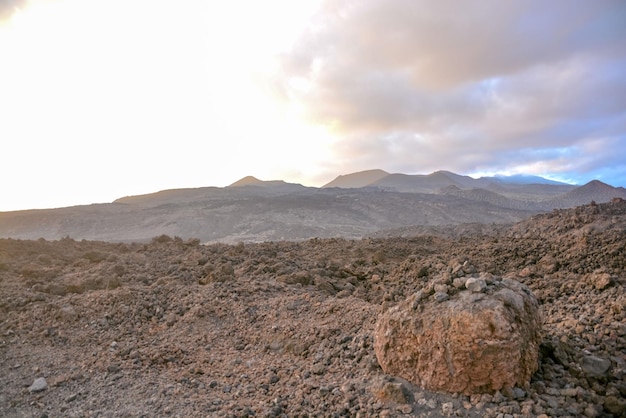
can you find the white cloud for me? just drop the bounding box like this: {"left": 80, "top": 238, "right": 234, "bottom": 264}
{"left": 275, "top": 0, "right": 626, "bottom": 185}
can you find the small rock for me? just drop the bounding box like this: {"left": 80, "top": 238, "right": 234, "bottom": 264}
{"left": 591, "top": 272, "right": 612, "bottom": 290}
{"left": 268, "top": 373, "right": 279, "bottom": 384}
{"left": 311, "top": 364, "right": 326, "bottom": 375}
{"left": 583, "top": 404, "right": 602, "bottom": 417}
{"left": 397, "top": 404, "right": 413, "bottom": 414}
{"left": 492, "top": 390, "right": 505, "bottom": 403}
{"left": 479, "top": 272, "right": 496, "bottom": 283}
{"left": 268, "top": 405, "right": 282, "bottom": 417}
{"left": 604, "top": 395, "right": 626, "bottom": 416}
{"left": 581, "top": 355, "right": 611, "bottom": 377}
{"left": 28, "top": 377, "right": 47, "bottom": 393}
{"left": 107, "top": 364, "right": 121, "bottom": 373}
{"left": 371, "top": 379, "right": 409, "bottom": 404}
{"left": 462, "top": 261, "right": 476, "bottom": 274}
{"left": 511, "top": 387, "right": 526, "bottom": 399}
{"left": 165, "top": 313, "right": 177, "bottom": 326}
{"left": 411, "top": 291, "right": 426, "bottom": 309}
{"left": 465, "top": 277, "right": 486, "bottom": 293}
{"left": 560, "top": 387, "right": 578, "bottom": 397}
{"left": 452, "top": 277, "right": 468, "bottom": 289}
{"left": 480, "top": 393, "right": 493, "bottom": 403}
{"left": 433, "top": 292, "right": 449, "bottom": 302}
{"left": 434, "top": 284, "right": 449, "bottom": 294}
{"left": 518, "top": 266, "right": 535, "bottom": 277}
{"left": 441, "top": 402, "right": 454, "bottom": 416}
{"left": 59, "top": 305, "right": 77, "bottom": 321}
{"left": 340, "top": 382, "right": 354, "bottom": 394}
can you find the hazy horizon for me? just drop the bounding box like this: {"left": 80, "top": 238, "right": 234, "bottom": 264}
{"left": 1, "top": 0, "right": 625, "bottom": 211}
{"left": 0, "top": 167, "right": 613, "bottom": 212}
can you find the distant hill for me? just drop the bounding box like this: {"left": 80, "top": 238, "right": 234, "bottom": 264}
{"left": 324, "top": 170, "right": 564, "bottom": 193}
{"left": 228, "top": 176, "right": 299, "bottom": 188}
{"left": 229, "top": 175, "right": 266, "bottom": 187}
{"left": 487, "top": 174, "right": 570, "bottom": 185}
{"left": 227, "top": 176, "right": 308, "bottom": 193}
{"left": 1, "top": 170, "right": 624, "bottom": 243}
{"left": 548, "top": 180, "right": 626, "bottom": 208}
{"left": 369, "top": 171, "right": 494, "bottom": 193}
{"left": 114, "top": 187, "right": 220, "bottom": 206}
{"left": 322, "top": 169, "right": 389, "bottom": 188}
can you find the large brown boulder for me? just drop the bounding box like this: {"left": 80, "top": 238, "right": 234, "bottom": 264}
{"left": 374, "top": 277, "right": 542, "bottom": 395}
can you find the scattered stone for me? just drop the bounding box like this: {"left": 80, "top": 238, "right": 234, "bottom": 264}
{"left": 604, "top": 395, "right": 626, "bottom": 416}
{"left": 452, "top": 277, "right": 467, "bottom": 289}
{"left": 310, "top": 364, "right": 326, "bottom": 375}
{"left": 370, "top": 379, "right": 409, "bottom": 404}
{"left": 434, "top": 283, "right": 449, "bottom": 294}
{"left": 433, "top": 291, "right": 449, "bottom": 302}
{"left": 491, "top": 390, "right": 505, "bottom": 403}
{"left": 581, "top": 355, "right": 611, "bottom": 377}
{"left": 397, "top": 404, "right": 413, "bottom": 414}
{"left": 465, "top": 277, "right": 486, "bottom": 293}
{"left": 2, "top": 201, "right": 626, "bottom": 417}
{"left": 165, "top": 313, "right": 177, "bottom": 327}
{"left": 583, "top": 404, "right": 602, "bottom": 417}
{"left": 107, "top": 364, "right": 121, "bottom": 373}
{"left": 590, "top": 272, "right": 613, "bottom": 290}
{"left": 511, "top": 387, "right": 526, "bottom": 399}
{"left": 58, "top": 305, "right": 77, "bottom": 321}
{"left": 28, "top": 377, "right": 47, "bottom": 393}
{"left": 374, "top": 277, "right": 542, "bottom": 395}
{"left": 268, "top": 373, "right": 279, "bottom": 384}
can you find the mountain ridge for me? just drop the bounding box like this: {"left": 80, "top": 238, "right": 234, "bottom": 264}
{"left": 322, "top": 169, "right": 390, "bottom": 188}
{"left": 1, "top": 170, "right": 625, "bottom": 243}
{"left": 323, "top": 169, "right": 574, "bottom": 192}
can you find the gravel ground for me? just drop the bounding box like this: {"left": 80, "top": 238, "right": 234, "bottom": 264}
{"left": 1, "top": 201, "right": 625, "bottom": 417}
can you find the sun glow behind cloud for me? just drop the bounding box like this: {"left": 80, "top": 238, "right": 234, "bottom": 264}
{"left": 0, "top": 0, "right": 332, "bottom": 211}
{"left": 1, "top": 0, "right": 625, "bottom": 212}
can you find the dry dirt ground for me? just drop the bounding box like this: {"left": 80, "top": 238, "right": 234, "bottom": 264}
{"left": 1, "top": 201, "right": 625, "bottom": 417}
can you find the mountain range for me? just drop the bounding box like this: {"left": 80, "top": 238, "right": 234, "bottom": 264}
{"left": 1, "top": 170, "right": 625, "bottom": 243}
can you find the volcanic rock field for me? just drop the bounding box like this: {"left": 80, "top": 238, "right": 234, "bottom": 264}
{"left": 1, "top": 201, "right": 625, "bottom": 417}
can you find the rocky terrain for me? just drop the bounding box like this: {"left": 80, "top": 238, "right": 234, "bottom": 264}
{"left": 1, "top": 200, "right": 626, "bottom": 417}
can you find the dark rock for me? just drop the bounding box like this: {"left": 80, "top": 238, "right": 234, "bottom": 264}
{"left": 604, "top": 395, "right": 626, "bottom": 416}
{"left": 581, "top": 355, "right": 611, "bottom": 377}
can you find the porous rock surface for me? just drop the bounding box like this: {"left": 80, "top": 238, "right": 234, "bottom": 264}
{"left": 374, "top": 276, "right": 542, "bottom": 395}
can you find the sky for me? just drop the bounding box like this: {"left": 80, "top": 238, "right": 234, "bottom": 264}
{"left": 1, "top": 0, "right": 625, "bottom": 211}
